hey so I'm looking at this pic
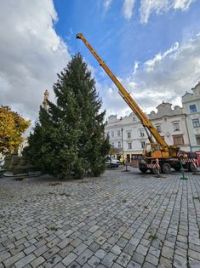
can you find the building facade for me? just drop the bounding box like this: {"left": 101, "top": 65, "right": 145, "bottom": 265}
{"left": 149, "top": 103, "right": 190, "bottom": 152}
{"left": 105, "top": 102, "right": 190, "bottom": 162}
{"left": 182, "top": 82, "right": 200, "bottom": 151}
{"left": 105, "top": 113, "right": 148, "bottom": 162}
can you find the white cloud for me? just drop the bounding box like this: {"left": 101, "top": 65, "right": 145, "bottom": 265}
{"left": 133, "top": 61, "right": 139, "bottom": 74}
{"left": 122, "top": 0, "right": 135, "bottom": 19}
{"left": 101, "top": 33, "right": 200, "bottom": 116}
{"left": 144, "top": 42, "right": 179, "bottom": 72}
{"left": 140, "top": 0, "right": 169, "bottom": 24}
{"left": 104, "top": 0, "right": 113, "bottom": 11}
{"left": 140, "top": 0, "right": 196, "bottom": 23}
{"left": 103, "top": 0, "right": 195, "bottom": 22}
{"left": 132, "top": 34, "right": 200, "bottom": 110}
{"left": 0, "top": 1, "right": 70, "bottom": 120}
{"left": 173, "top": 0, "right": 194, "bottom": 10}
{"left": 99, "top": 85, "right": 131, "bottom": 117}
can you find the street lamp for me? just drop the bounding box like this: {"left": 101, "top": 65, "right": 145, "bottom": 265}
{"left": 121, "top": 128, "right": 124, "bottom": 163}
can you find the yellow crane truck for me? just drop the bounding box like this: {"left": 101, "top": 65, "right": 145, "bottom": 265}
{"left": 76, "top": 33, "right": 197, "bottom": 174}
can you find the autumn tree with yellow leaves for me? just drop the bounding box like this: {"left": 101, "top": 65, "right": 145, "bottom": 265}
{"left": 0, "top": 106, "right": 30, "bottom": 154}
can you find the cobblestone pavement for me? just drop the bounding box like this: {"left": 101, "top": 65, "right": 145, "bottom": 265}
{"left": 0, "top": 168, "right": 200, "bottom": 268}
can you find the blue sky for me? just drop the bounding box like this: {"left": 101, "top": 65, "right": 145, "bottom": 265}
{"left": 54, "top": 0, "right": 200, "bottom": 77}
{"left": 52, "top": 0, "right": 200, "bottom": 115}
{"left": 1, "top": 1, "right": 200, "bottom": 119}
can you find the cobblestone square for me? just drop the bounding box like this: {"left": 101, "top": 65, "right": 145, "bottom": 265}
{"left": 0, "top": 168, "right": 200, "bottom": 267}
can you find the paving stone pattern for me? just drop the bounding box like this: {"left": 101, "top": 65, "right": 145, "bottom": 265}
{"left": 0, "top": 168, "right": 200, "bottom": 267}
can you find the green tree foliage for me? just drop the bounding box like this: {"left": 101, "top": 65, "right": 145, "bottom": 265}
{"left": 25, "top": 54, "right": 110, "bottom": 179}
{"left": 0, "top": 106, "right": 30, "bottom": 154}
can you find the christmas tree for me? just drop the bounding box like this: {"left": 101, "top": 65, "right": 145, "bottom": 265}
{"left": 25, "top": 54, "right": 110, "bottom": 179}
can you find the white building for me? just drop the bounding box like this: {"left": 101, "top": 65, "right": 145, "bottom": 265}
{"left": 105, "top": 102, "right": 190, "bottom": 162}
{"left": 149, "top": 102, "right": 190, "bottom": 152}
{"left": 105, "top": 113, "right": 148, "bottom": 162}
{"left": 182, "top": 82, "right": 200, "bottom": 152}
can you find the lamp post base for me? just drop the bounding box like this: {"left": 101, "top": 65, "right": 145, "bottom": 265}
{"left": 180, "top": 176, "right": 188, "bottom": 180}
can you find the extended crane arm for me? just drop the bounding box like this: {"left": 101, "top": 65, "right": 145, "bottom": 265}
{"left": 76, "top": 33, "right": 168, "bottom": 148}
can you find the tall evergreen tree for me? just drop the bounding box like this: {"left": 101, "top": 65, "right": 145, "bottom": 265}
{"left": 25, "top": 54, "right": 110, "bottom": 179}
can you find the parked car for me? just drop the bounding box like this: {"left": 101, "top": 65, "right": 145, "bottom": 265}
{"left": 105, "top": 156, "right": 120, "bottom": 168}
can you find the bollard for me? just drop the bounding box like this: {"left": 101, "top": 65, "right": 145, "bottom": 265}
{"left": 124, "top": 162, "right": 129, "bottom": 172}
{"left": 122, "top": 161, "right": 130, "bottom": 172}
{"left": 180, "top": 160, "right": 188, "bottom": 180}
{"left": 154, "top": 159, "right": 161, "bottom": 178}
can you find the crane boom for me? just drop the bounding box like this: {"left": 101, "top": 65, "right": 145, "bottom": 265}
{"left": 76, "top": 33, "right": 168, "bottom": 148}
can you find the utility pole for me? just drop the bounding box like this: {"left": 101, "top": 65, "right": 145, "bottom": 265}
{"left": 121, "top": 127, "right": 124, "bottom": 163}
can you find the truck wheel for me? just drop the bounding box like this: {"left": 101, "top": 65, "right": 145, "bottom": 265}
{"left": 174, "top": 165, "right": 181, "bottom": 171}
{"left": 161, "top": 163, "right": 171, "bottom": 174}
{"left": 188, "top": 162, "right": 197, "bottom": 172}
{"left": 139, "top": 168, "right": 147, "bottom": 173}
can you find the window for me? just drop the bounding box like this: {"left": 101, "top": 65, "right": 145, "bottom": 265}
{"left": 192, "top": 119, "right": 200, "bottom": 128}
{"left": 128, "top": 143, "right": 132, "bottom": 149}
{"left": 155, "top": 125, "right": 161, "bottom": 133}
{"left": 133, "top": 117, "right": 136, "bottom": 122}
{"left": 111, "top": 142, "right": 114, "bottom": 147}
{"left": 117, "top": 130, "right": 121, "bottom": 137}
{"left": 127, "top": 132, "right": 131, "bottom": 138}
{"left": 189, "top": 104, "right": 197, "bottom": 113}
{"left": 173, "top": 135, "right": 184, "bottom": 145}
{"left": 196, "top": 135, "right": 200, "bottom": 145}
{"left": 173, "top": 122, "right": 180, "bottom": 131}
{"left": 139, "top": 129, "right": 145, "bottom": 137}
{"left": 111, "top": 131, "right": 114, "bottom": 137}
{"left": 118, "top": 141, "right": 121, "bottom": 148}
{"left": 141, "top": 141, "right": 145, "bottom": 149}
